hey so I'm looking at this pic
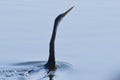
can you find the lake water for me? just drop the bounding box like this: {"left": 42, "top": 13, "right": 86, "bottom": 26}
{"left": 0, "top": 0, "right": 120, "bottom": 80}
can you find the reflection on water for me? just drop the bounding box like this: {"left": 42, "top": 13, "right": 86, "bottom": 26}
{"left": 48, "top": 74, "right": 54, "bottom": 80}
{"left": 0, "top": 61, "right": 72, "bottom": 80}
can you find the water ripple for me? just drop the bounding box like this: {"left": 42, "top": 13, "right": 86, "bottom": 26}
{"left": 0, "top": 61, "right": 72, "bottom": 80}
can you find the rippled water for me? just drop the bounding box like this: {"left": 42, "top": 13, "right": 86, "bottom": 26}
{"left": 0, "top": 0, "right": 120, "bottom": 80}
{"left": 0, "top": 61, "right": 72, "bottom": 80}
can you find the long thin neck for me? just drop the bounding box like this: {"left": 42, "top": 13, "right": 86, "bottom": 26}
{"left": 49, "top": 22, "right": 58, "bottom": 64}
{"left": 45, "top": 21, "right": 58, "bottom": 69}
{"left": 45, "top": 6, "right": 74, "bottom": 70}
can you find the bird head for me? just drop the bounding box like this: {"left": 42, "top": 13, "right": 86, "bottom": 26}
{"left": 54, "top": 6, "right": 74, "bottom": 27}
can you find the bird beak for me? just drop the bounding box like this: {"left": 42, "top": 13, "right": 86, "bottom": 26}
{"left": 63, "top": 6, "right": 74, "bottom": 17}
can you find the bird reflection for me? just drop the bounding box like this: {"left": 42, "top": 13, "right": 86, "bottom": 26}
{"left": 48, "top": 73, "right": 54, "bottom": 80}
{"left": 47, "top": 71, "right": 55, "bottom": 80}
{"left": 38, "top": 70, "right": 55, "bottom": 80}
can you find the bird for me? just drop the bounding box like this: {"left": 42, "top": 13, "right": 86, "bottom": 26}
{"left": 44, "top": 6, "right": 74, "bottom": 71}
{"left": 0, "top": 7, "right": 74, "bottom": 79}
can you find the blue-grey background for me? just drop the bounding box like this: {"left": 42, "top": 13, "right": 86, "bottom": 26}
{"left": 0, "top": 0, "right": 120, "bottom": 80}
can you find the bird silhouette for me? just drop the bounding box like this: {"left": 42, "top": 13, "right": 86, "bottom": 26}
{"left": 45, "top": 6, "right": 74, "bottom": 71}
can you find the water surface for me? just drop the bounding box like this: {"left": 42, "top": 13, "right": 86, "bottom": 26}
{"left": 0, "top": 0, "right": 120, "bottom": 80}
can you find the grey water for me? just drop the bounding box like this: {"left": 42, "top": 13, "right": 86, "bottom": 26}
{"left": 0, "top": 0, "right": 120, "bottom": 80}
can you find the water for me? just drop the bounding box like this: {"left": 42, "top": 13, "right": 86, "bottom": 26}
{"left": 0, "top": 0, "right": 120, "bottom": 80}
{"left": 0, "top": 61, "right": 72, "bottom": 80}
